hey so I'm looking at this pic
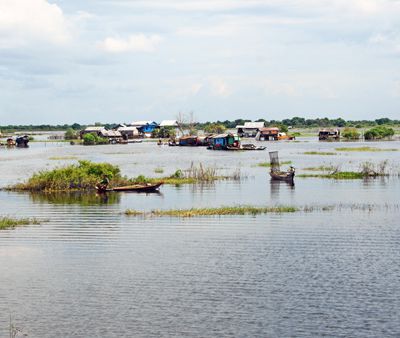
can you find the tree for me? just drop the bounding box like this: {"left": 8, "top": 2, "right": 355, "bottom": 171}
{"left": 342, "top": 127, "right": 360, "bottom": 140}
{"left": 203, "top": 123, "right": 227, "bottom": 134}
{"left": 65, "top": 128, "right": 78, "bottom": 140}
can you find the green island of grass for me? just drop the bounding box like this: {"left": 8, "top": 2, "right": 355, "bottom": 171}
{"left": 303, "top": 151, "right": 337, "bottom": 155}
{"left": 298, "top": 172, "right": 365, "bottom": 179}
{"left": 0, "top": 217, "right": 41, "bottom": 230}
{"left": 125, "top": 205, "right": 299, "bottom": 217}
{"left": 335, "top": 146, "right": 398, "bottom": 152}
{"left": 7, "top": 160, "right": 237, "bottom": 192}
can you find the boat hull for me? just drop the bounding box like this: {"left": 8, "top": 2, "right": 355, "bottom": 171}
{"left": 269, "top": 171, "right": 295, "bottom": 182}
{"left": 97, "top": 182, "right": 163, "bottom": 193}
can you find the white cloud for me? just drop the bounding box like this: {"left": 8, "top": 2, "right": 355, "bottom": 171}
{"left": 0, "top": 0, "right": 70, "bottom": 48}
{"left": 99, "top": 34, "right": 162, "bottom": 53}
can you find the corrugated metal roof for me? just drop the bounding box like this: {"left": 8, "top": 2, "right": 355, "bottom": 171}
{"left": 160, "top": 120, "right": 178, "bottom": 127}
{"left": 243, "top": 122, "right": 265, "bottom": 128}
{"left": 130, "top": 121, "right": 157, "bottom": 126}
{"left": 85, "top": 126, "right": 106, "bottom": 131}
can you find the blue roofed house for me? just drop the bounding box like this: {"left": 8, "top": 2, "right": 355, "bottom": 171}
{"left": 129, "top": 121, "right": 159, "bottom": 137}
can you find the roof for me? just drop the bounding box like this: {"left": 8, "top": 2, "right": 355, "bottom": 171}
{"left": 103, "top": 130, "right": 122, "bottom": 137}
{"left": 260, "top": 127, "right": 279, "bottom": 132}
{"left": 159, "top": 120, "right": 178, "bottom": 127}
{"left": 117, "top": 126, "right": 139, "bottom": 132}
{"left": 130, "top": 120, "right": 158, "bottom": 126}
{"left": 211, "top": 133, "right": 238, "bottom": 139}
{"left": 235, "top": 122, "right": 265, "bottom": 129}
{"left": 84, "top": 126, "right": 106, "bottom": 131}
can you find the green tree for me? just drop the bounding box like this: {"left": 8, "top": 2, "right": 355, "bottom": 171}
{"left": 203, "top": 123, "right": 227, "bottom": 134}
{"left": 65, "top": 128, "right": 78, "bottom": 140}
{"left": 342, "top": 127, "right": 360, "bottom": 140}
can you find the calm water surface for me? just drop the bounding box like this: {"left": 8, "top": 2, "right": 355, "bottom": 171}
{"left": 0, "top": 139, "right": 399, "bottom": 337}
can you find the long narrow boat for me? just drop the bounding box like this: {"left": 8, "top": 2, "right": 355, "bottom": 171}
{"left": 97, "top": 182, "right": 163, "bottom": 193}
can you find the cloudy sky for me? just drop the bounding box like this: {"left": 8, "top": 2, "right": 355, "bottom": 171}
{"left": 0, "top": 0, "right": 399, "bottom": 124}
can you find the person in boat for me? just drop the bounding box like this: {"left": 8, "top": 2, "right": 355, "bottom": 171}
{"left": 98, "top": 175, "right": 110, "bottom": 190}
{"left": 289, "top": 166, "right": 295, "bottom": 173}
{"left": 157, "top": 138, "right": 163, "bottom": 145}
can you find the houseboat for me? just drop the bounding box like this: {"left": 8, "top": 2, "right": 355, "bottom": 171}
{"left": 256, "top": 128, "right": 295, "bottom": 141}
{"left": 208, "top": 133, "right": 241, "bottom": 150}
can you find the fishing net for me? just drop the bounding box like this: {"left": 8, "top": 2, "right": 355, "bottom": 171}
{"left": 269, "top": 151, "right": 280, "bottom": 171}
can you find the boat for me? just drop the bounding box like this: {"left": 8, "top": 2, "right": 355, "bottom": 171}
{"left": 241, "top": 144, "right": 266, "bottom": 151}
{"left": 97, "top": 182, "right": 163, "bottom": 193}
{"left": 268, "top": 151, "right": 295, "bottom": 183}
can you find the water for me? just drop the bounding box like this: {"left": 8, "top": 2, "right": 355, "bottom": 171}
{"left": 0, "top": 139, "right": 399, "bottom": 337}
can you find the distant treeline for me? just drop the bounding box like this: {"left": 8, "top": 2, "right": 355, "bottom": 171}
{"left": 1, "top": 117, "right": 399, "bottom": 132}
{"left": 199, "top": 117, "right": 400, "bottom": 129}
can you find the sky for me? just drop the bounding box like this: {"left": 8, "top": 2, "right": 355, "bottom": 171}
{"left": 0, "top": 0, "right": 399, "bottom": 124}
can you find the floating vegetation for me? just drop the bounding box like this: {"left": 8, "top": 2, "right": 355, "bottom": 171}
{"left": 154, "top": 167, "right": 164, "bottom": 174}
{"left": 48, "top": 156, "right": 79, "bottom": 160}
{"left": 125, "top": 203, "right": 400, "bottom": 218}
{"left": 8, "top": 161, "right": 240, "bottom": 192}
{"left": 0, "top": 217, "right": 41, "bottom": 230}
{"left": 125, "top": 205, "right": 299, "bottom": 217}
{"left": 298, "top": 172, "right": 365, "bottom": 179}
{"left": 299, "top": 160, "right": 391, "bottom": 179}
{"left": 257, "top": 161, "right": 292, "bottom": 167}
{"left": 302, "top": 165, "right": 336, "bottom": 171}
{"left": 8, "top": 160, "right": 128, "bottom": 192}
{"left": 303, "top": 151, "right": 337, "bottom": 155}
{"left": 335, "top": 146, "right": 398, "bottom": 152}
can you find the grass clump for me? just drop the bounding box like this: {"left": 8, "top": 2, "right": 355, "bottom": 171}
{"left": 257, "top": 161, "right": 292, "bottom": 167}
{"left": 302, "top": 165, "right": 336, "bottom": 171}
{"left": 125, "top": 205, "right": 299, "bottom": 217}
{"left": 298, "top": 172, "right": 364, "bottom": 179}
{"left": 335, "top": 146, "right": 397, "bottom": 152}
{"left": 10, "top": 160, "right": 128, "bottom": 192}
{"left": 0, "top": 217, "right": 41, "bottom": 230}
{"left": 303, "top": 151, "right": 337, "bottom": 155}
{"left": 154, "top": 167, "right": 164, "bottom": 174}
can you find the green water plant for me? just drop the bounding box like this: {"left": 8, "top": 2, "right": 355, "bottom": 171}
{"left": 125, "top": 205, "right": 299, "bottom": 217}
{"left": 335, "top": 146, "right": 397, "bottom": 152}
{"left": 257, "top": 161, "right": 292, "bottom": 167}
{"left": 303, "top": 151, "right": 337, "bottom": 155}
{"left": 364, "top": 126, "right": 395, "bottom": 140}
{"left": 0, "top": 217, "right": 41, "bottom": 230}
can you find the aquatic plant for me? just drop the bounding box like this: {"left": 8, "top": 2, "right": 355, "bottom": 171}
{"left": 303, "top": 151, "right": 337, "bottom": 155}
{"left": 83, "top": 133, "right": 109, "bottom": 145}
{"left": 299, "top": 161, "right": 390, "bottom": 179}
{"left": 364, "top": 126, "right": 395, "bottom": 140}
{"left": 0, "top": 217, "right": 41, "bottom": 230}
{"left": 335, "top": 146, "right": 397, "bottom": 152}
{"left": 302, "top": 165, "right": 336, "bottom": 171}
{"left": 9, "top": 160, "right": 127, "bottom": 192}
{"left": 125, "top": 205, "right": 299, "bottom": 217}
{"left": 341, "top": 127, "right": 361, "bottom": 140}
{"left": 154, "top": 168, "right": 164, "bottom": 174}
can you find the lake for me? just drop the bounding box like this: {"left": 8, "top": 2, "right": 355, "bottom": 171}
{"left": 0, "top": 138, "right": 399, "bottom": 337}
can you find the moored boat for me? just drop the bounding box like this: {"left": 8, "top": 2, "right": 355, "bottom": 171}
{"left": 97, "top": 182, "right": 163, "bottom": 193}
{"left": 268, "top": 151, "right": 295, "bottom": 183}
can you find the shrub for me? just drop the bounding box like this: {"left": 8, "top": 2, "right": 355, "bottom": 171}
{"left": 65, "top": 128, "right": 78, "bottom": 140}
{"left": 342, "top": 127, "right": 360, "bottom": 140}
{"left": 83, "top": 133, "right": 109, "bottom": 145}
{"left": 364, "top": 126, "right": 395, "bottom": 140}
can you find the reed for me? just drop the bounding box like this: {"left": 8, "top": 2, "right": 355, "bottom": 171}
{"left": 0, "top": 217, "right": 41, "bottom": 230}
{"left": 154, "top": 167, "right": 164, "bottom": 174}
{"left": 302, "top": 165, "right": 336, "bottom": 171}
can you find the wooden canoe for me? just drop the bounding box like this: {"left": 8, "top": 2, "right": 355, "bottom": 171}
{"left": 97, "top": 182, "right": 163, "bottom": 193}
{"left": 269, "top": 170, "right": 295, "bottom": 182}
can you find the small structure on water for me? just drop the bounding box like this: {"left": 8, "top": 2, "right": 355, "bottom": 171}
{"left": 179, "top": 135, "right": 200, "bottom": 146}
{"left": 236, "top": 122, "right": 265, "bottom": 137}
{"left": 256, "top": 127, "right": 295, "bottom": 141}
{"left": 208, "top": 133, "right": 241, "bottom": 150}
{"left": 117, "top": 126, "right": 140, "bottom": 140}
{"left": 16, "top": 135, "right": 30, "bottom": 147}
{"left": 319, "top": 129, "right": 340, "bottom": 141}
{"left": 80, "top": 126, "right": 108, "bottom": 138}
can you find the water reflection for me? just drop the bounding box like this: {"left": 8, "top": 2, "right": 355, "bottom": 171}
{"left": 28, "top": 191, "right": 121, "bottom": 205}
{"left": 270, "top": 180, "right": 295, "bottom": 199}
